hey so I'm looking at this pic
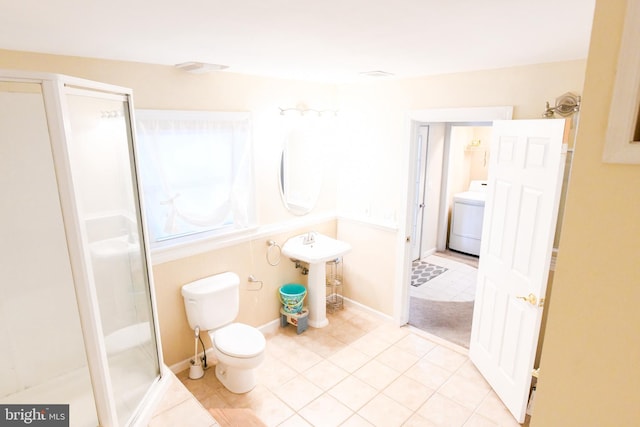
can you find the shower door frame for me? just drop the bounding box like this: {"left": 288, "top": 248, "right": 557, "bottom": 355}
{"left": 1, "top": 70, "right": 167, "bottom": 426}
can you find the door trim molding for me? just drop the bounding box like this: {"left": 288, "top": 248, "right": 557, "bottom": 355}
{"left": 408, "top": 106, "right": 513, "bottom": 123}
{"left": 395, "top": 105, "right": 513, "bottom": 326}
{"left": 603, "top": 0, "right": 640, "bottom": 164}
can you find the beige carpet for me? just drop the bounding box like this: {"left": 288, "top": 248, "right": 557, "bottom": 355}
{"left": 409, "top": 297, "right": 474, "bottom": 348}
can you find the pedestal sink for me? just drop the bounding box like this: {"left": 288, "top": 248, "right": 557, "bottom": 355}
{"left": 282, "top": 233, "right": 351, "bottom": 328}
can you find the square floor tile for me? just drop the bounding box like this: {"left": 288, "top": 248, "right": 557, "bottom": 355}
{"left": 298, "top": 394, "right": 353, "bottom": 427}
{"left": 423, "top": 345, "right": 468, "bottom": 372}
{"left": 248, "top": 389, "right": 296, "bottom": 426}
{"left": 327, "top": 346, "right": 372, "bottom": 373}
{"left": 404, "top": 358, "right": 453, "bottom": 390}
{"left": 375, "top": 344, "right": 421, "bottom": 373}
{"left": 353, "top": 359, "right": 401, "bottom": 390}
{"left": 302, "top": 359, "right": 350, "bottom": 390}
{"left": 350, "top": 333, "right": 393, "bottom": 357}
{"left": 340, "top": 414, "right": 375, "bottom": 426}
{"left": 416, "top": 393, "right": 473, "bottom": 427}
{"left": 475, "top": 392, "right": 521, "bottom": 427}
{"left": 327, "top": 376, "right": 378, "bottom": 411}
{"left": 383, "top": 375, "right": 435, "bottom": 411}
{"left": 438, "top": 373, "right": 491, "bottom": 409}
{"left": 278, "top": 414, "right": 313, "bottom": 427}
{"left": 394, "top": 334, "right": 438, "bottom": 358}
{"left": 273, "top": 376, "right": 323, "bottom": 411}
{"left": 358, "top": 393, "right": 413, "bottom": 427}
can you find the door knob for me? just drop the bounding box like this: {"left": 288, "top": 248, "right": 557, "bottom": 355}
{"left": 516, "top": 293, "right": 538, "bottom": 306}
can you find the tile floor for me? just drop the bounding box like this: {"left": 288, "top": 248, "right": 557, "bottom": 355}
{"left": 410, "top": 254, "right": 479, "bottom": 303}
{"left": 178, "top": 304, "right": 520, "bottom": 427}
{"left": 149, "top": 370, "right": 218, "bottom": 426}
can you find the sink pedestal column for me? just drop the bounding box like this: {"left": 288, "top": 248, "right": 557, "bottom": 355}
{"left": 306, "top": 263, "right": 328, "bottom": 328}
{"left": 281, "top": 233, "right": 351, "bottom": 328}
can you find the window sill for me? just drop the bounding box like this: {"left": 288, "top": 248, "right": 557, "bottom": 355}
{"left": 148, "top": 226, "right": 259, "bottom": 265}
{"left": 147, "top": 212, "right": 339, "bottom": 266}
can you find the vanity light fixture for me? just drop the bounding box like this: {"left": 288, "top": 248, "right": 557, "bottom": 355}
{"left": 175, "top": 62, "right": 229, "bottom": 74}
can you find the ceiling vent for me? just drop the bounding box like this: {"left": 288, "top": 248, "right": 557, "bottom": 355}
{"left": 359, "top": 70, "right": 395, "bottom": 78}
{"left": 175, "top": 62, "right": 229, "bottom": 74}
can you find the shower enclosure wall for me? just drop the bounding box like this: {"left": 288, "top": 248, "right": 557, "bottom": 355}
{"left": 0, "top": 71, "right": 167, "bottom": 426}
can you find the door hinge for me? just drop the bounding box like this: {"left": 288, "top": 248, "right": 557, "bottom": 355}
{"left": 532, "top": 368, "right": 540, "bottom": 378}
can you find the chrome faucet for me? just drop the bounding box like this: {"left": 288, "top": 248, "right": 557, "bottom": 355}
{"left": 302, "top": 231, "right": 317, "bottom": 245}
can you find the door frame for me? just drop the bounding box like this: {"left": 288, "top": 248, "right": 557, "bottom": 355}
{"left": 395, "top": 106, "right": 513, "bottom": 325}
{"left": 410, "top": 124, "right": 431, "bottom": 261}
{"left": 409, "top": 123, "right": 444, "bottom": 260}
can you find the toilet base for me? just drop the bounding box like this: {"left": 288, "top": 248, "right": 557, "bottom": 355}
{"left": 215, "top": 362, "right": 258, "bottom": 394}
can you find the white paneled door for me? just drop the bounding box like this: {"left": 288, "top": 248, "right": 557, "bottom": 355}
{"left": 469, "top": 119, "right": 567, "bottom": 423}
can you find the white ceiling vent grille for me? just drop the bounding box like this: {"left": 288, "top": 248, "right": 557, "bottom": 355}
{"left": 359, "top": 70, "right": 395, "bottom": 78}
{"left": 175, "top": 62, "right": 229, "bottom": 74}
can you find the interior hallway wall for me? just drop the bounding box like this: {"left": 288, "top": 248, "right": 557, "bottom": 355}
{"left": 466, "top": 126, "right": 492, "bottom": 182}
{"left": 336, "top": 60, "right": 587, "bottom": 316}
{"left": 532, "top": 1, "right": 640, "bottom": 425}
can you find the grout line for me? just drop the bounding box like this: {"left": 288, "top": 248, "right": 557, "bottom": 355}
{"left": 179, "top": 306, "right": 511, "bottom": 427}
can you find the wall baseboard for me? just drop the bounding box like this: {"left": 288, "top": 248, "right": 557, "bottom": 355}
{"left": 342, "top": 297, "right": 394, "bottom": 323}
{"left": 422, "top": 248, "right": 437, "bottom": 258}
{"left": 168, "top": 348, "right": 216, "bottom": 375}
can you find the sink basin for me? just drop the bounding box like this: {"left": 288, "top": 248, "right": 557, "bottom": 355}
{"left": 282, "top": 233, "right": 351, "bottom": 264}
{"left": 282, "top": 233, "right": 351, "bottom": 328}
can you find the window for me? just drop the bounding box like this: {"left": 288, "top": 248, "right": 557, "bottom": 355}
{"left": 135, "top": 110, "right": 254, "bottom": 246}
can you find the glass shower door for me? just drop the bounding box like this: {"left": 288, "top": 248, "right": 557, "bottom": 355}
{"left": 64, "top": 90, "right": 160, "bottom": 426}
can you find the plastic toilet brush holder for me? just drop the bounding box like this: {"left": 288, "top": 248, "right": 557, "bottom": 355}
{"left": 189, "top": 363, "right": 204, "bottom": 379}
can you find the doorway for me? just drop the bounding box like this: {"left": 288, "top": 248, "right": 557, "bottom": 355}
{"left": 400, "top": 108, "right": 579, "bottom": 423}
{"left": 408, "top": 121, "right": 492, "bottom": 347}
{"left": 397, "top": 107, "right": 513, "bottom": 331}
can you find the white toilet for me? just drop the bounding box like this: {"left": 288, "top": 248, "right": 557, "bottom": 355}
{"left": 181, "top": 272, "right": 266, "bottom": 394}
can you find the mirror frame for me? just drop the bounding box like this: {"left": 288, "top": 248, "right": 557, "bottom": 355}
{"left": 278, "top": 147, "right": 322, "bottom": 215}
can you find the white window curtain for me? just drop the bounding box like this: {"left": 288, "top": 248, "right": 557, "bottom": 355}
{"left": 135, "top": 110, "right": 254, "bottom": 243}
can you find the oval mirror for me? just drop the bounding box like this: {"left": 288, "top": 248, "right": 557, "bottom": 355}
{"left": 279, "top": 126, "right": 323, "bottom": 215}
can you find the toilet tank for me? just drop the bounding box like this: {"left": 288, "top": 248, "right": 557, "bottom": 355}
{"left": 181, "top": 272, "right": 240, "bottom": 331}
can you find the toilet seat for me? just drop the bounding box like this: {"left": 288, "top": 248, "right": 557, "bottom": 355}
{"left": 213, "top": 323, "right": 265, "bottom": 358}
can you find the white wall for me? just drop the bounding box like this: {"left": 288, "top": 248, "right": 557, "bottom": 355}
{"left": 336, "top": 60, "right": 587, "bottom": 316}
{"left": 0, "top": 88, "right": 87, "bottom": 395}
{"left": 468, "top": 126, "right": 492, "bottom": 181}
{"left": 533, "top": 1, "right": 640, "bottom": 424}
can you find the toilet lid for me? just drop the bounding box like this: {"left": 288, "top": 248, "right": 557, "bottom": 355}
{"left": 213, "top": 323, "right": 266, "bottom": 358}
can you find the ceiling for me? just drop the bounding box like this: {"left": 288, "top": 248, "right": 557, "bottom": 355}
{"left": 0, "top": 0, "right": 596, "bottom": 83}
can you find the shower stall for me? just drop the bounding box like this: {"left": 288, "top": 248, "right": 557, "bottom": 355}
{"left": 0, "top": 71, "right": 167, "bottom": 426}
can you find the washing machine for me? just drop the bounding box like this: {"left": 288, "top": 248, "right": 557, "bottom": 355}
{"left": 449, "top": 180, "right": 487, "bottom": 256}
